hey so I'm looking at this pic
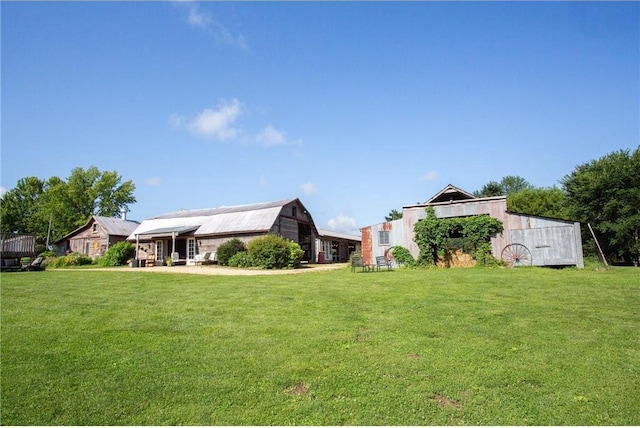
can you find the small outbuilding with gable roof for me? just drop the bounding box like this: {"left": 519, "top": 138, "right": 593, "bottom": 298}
{"left": 54, "top": 214, "right": 140, "bottom": 258}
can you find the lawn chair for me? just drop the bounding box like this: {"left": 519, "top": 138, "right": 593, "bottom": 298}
{"left": 351, "top": 255, "right": 369, "bottom": 272}
{"left": 22, "top": 256, "right": 45, "bottom": 272}
{"left": 194, "top": 252, "right": 211, "bottom": 266}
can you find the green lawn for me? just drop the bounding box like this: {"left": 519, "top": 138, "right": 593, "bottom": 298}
{"left": 1, "top": 266, "right": 638, "bottom": 425}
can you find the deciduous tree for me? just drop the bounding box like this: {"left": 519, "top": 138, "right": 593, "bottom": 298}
{"left": 561, "top": 147, "right": 640, "bottom": 265}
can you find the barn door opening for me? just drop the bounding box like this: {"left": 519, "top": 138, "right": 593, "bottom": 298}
{"left": 298, "top": 222, "right": 312, "bottom": 262}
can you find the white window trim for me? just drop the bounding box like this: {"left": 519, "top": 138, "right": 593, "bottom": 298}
{"left": 187, "top": 238, "right": 196, "bottom": 260}
{"left": 155, "top": 240, "right": 164, "bottom": 261}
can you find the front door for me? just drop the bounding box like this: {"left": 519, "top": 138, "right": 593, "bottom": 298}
{"left": 155, "top": 240, "right": 164, "bottom": 261}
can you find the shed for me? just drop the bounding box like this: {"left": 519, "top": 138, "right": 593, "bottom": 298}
{"left": 127, "top": 198, "right": 319, "bottom": 265}
{"left": 54, "top": 215, "right": 140, "bottom": 258}
{"left": 361, "top": 184, "right": 584, "bottom": 268}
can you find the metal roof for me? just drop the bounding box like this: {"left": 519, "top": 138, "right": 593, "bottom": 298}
{"left": 317, "top": 228, "right": 361, "bottom": 242}
{"left": 94, "top": 216, "right": 140, "bottom": 236}
{"left": 55, "top": 216, "right": 140, "bottom": 243}
{"left": 151, "top": 199, "right": 296, "bottom": 219}
{"left": 128, "top": 199, "right": 298, "bottom": 240}
{"left": 424, "top": 184, "right": 476, "bottom": 204}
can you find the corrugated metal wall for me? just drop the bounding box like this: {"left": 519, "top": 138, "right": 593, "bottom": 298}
{"left": 364, "top": 198, "right": 584, "bottom": 267}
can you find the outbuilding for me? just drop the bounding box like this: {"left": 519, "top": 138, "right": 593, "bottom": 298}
{"left": 361, "top": 184, "right": 584, "bottom": 268}
{"left": 54, "top": 214, "right": 140, "bottom": 258}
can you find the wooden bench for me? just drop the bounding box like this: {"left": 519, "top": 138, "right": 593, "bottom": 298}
{"left": 375, "top": 256, "right": 392, "bottom": 271}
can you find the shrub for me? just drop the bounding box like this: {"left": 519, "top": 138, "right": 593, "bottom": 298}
{"left": 48, "top": 252, "right": 93, "bottom": 268}
{"left": 100, "top": 241, "right": 135, "bottom": 266}
{"left": 288, "top": 241, "right": 305, "bottom": 268}
{"left": 228, "top": 251, "right": 252, "bottom": 268}
{"left": 391, "top": 246, "right": 416, "bottom": 267}
{"left": 473, "top": 243, "right": 504, "bottom": 267}
{"left": 217, "top": 238, "right": 247, "bottom": 266}
{"left": 247, "top": 234, "right": 292, "bottom": 269}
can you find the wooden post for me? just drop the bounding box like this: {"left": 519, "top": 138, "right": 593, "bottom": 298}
{"left": 588, "top": 223, "right": 608, "bottom": 267}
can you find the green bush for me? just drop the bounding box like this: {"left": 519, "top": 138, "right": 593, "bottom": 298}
{"left": 288, "top": 241, "right": 305, "bottom": 268}
{"left": 48, "top": 253, "right": 93, "bottom": 268}
{"left": 391, "top": 246, "right": 416, "bottom": 267}
{"left": 100, "top": 241, "right": 135, "bottom": 267}
{"left": 228, "top": 251, "right": 253, "bottom": 268}
{"left": 473, "top": 243, "right": 504, "bottom": 267}
{"left": 38, "top": 250, "right": 57, "bottom": 259}
{"left": 217, "top": 238, "right": 247, "bottom": 266}
{"left": 247, "top": 234, "right": 291, "bottom": 269}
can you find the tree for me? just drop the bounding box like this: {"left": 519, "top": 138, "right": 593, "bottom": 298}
{"left": 474, "top": 181, "right": 503, "bottom": 198}
{"left": 500, "top": 175, "right": 534, "bottom": 195}
{"left": 561, "top": 147, "right": 640, "bottom": 265}
{"left": 507, "top": 187, "right": 569, "bottom": 219}
{"left": 0, "top": 166, "right": 136, "bottom": 245}
{"left": 385, "top": 209, "right": 403, "bottom": 221}
{"left": 474, "top": 176, "right": 533, "bottom": 198}
{"left": 0, "top": 177, "right": 47, "bottom": 237}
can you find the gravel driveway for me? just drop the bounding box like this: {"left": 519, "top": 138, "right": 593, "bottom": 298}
{"left": 92, "top": 263, "right": 348, "bottom": 276}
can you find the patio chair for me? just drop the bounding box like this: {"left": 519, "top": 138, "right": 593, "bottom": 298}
{"left": 194, "top": 252, "right": 211, "bottom": 266}
{"left": 22, "top": 256, "right": 45, "bottom": 272}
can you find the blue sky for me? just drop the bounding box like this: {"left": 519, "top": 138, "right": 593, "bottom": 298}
{"left": 2, "top": 1, "right": 638, "bottom": 234}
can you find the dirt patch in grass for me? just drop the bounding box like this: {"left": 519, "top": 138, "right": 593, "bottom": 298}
{"left": 286, "top": 382, "right": 310, "bottom": 396}
{"left": 431, "top": 393, "right": 462, "bottom": 409}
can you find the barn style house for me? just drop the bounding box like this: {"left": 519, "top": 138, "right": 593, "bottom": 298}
{"left": 362, "top": 184, "right": 584, "bottom": 268}
{"left": 127, "top": 198, "right": 361, "bottom": 266}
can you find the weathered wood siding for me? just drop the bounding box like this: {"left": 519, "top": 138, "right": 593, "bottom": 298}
{"left": 1, "top": 234, "right": 36, "bottom": 258}
{"left": 367, "top": 197, "right": 584, "bottom": 267}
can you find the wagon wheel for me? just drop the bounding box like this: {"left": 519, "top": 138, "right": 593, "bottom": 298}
{"left": 501, "top": 243, "right": 532, "bottom": 267}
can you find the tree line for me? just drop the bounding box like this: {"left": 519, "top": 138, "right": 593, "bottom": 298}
{"left": 384, "top": 147, "right": 639, "bottom": 266}
{"left": 1, "top": 166, "right": 136, "bottom": 251}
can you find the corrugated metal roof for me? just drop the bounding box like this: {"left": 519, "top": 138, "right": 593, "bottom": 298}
{"left": 55, "top": 216, "right": 140, "bottom": 243}
{"left": 127, "top": 199, "right": 297, "bottom": 240}
{"left": 317, "top": 228, "right": 361, "bottom": 242}
{"left": 94, "top": 216, "right": 140, "bottom": 236}
{"left": 151, "top": 199, "right": 296, "bottom": 219}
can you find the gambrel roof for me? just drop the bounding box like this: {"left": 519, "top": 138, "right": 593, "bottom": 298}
{"left": 128, "top": 198, "right": 314, "bottom": 240}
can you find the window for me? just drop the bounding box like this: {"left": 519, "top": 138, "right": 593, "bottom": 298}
{"left": 292, "top": 206, "right": 298, "bottom": 217}
{"left": 187, "top": 239, "right": 196, "bottom": 260}
{"left": 379, "top": 231, "right": 390, "bottom": 246}
{"left": 92, "top": 224, "right": 97, "bottom": 233}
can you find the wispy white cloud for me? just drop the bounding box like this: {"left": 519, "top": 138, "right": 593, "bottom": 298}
{"left": 0, "top": 186, "right": 7, "bottom": 198}
{"left": 173, "top": 1, "right": 248, "bottom": 51}
{"left": 173, "top": 99, "right": 243, "bottom": 141}
{"left": 300, "top": 182, "right": 318, "bottom": 196}
{"left": 172, "top": 100, "right": 303, "bottom": 148}
{"left": 326, "top": 213, "right": 360, "bottom": 236}
{"left": 186, "top": 2, "right": 212, "bottom": 29}
{"left": 420, "top": 171, "right": 439, "bottom": 181}
{"left": 256, "top": 125, "right": 303, "bottom": 148}
{"left": 146, "top": 177, "right": 163, "bottom": 186}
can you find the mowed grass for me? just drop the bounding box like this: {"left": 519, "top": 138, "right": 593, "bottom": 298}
{"left": 1, "top": 266, "right": 638, "bottom": 425}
